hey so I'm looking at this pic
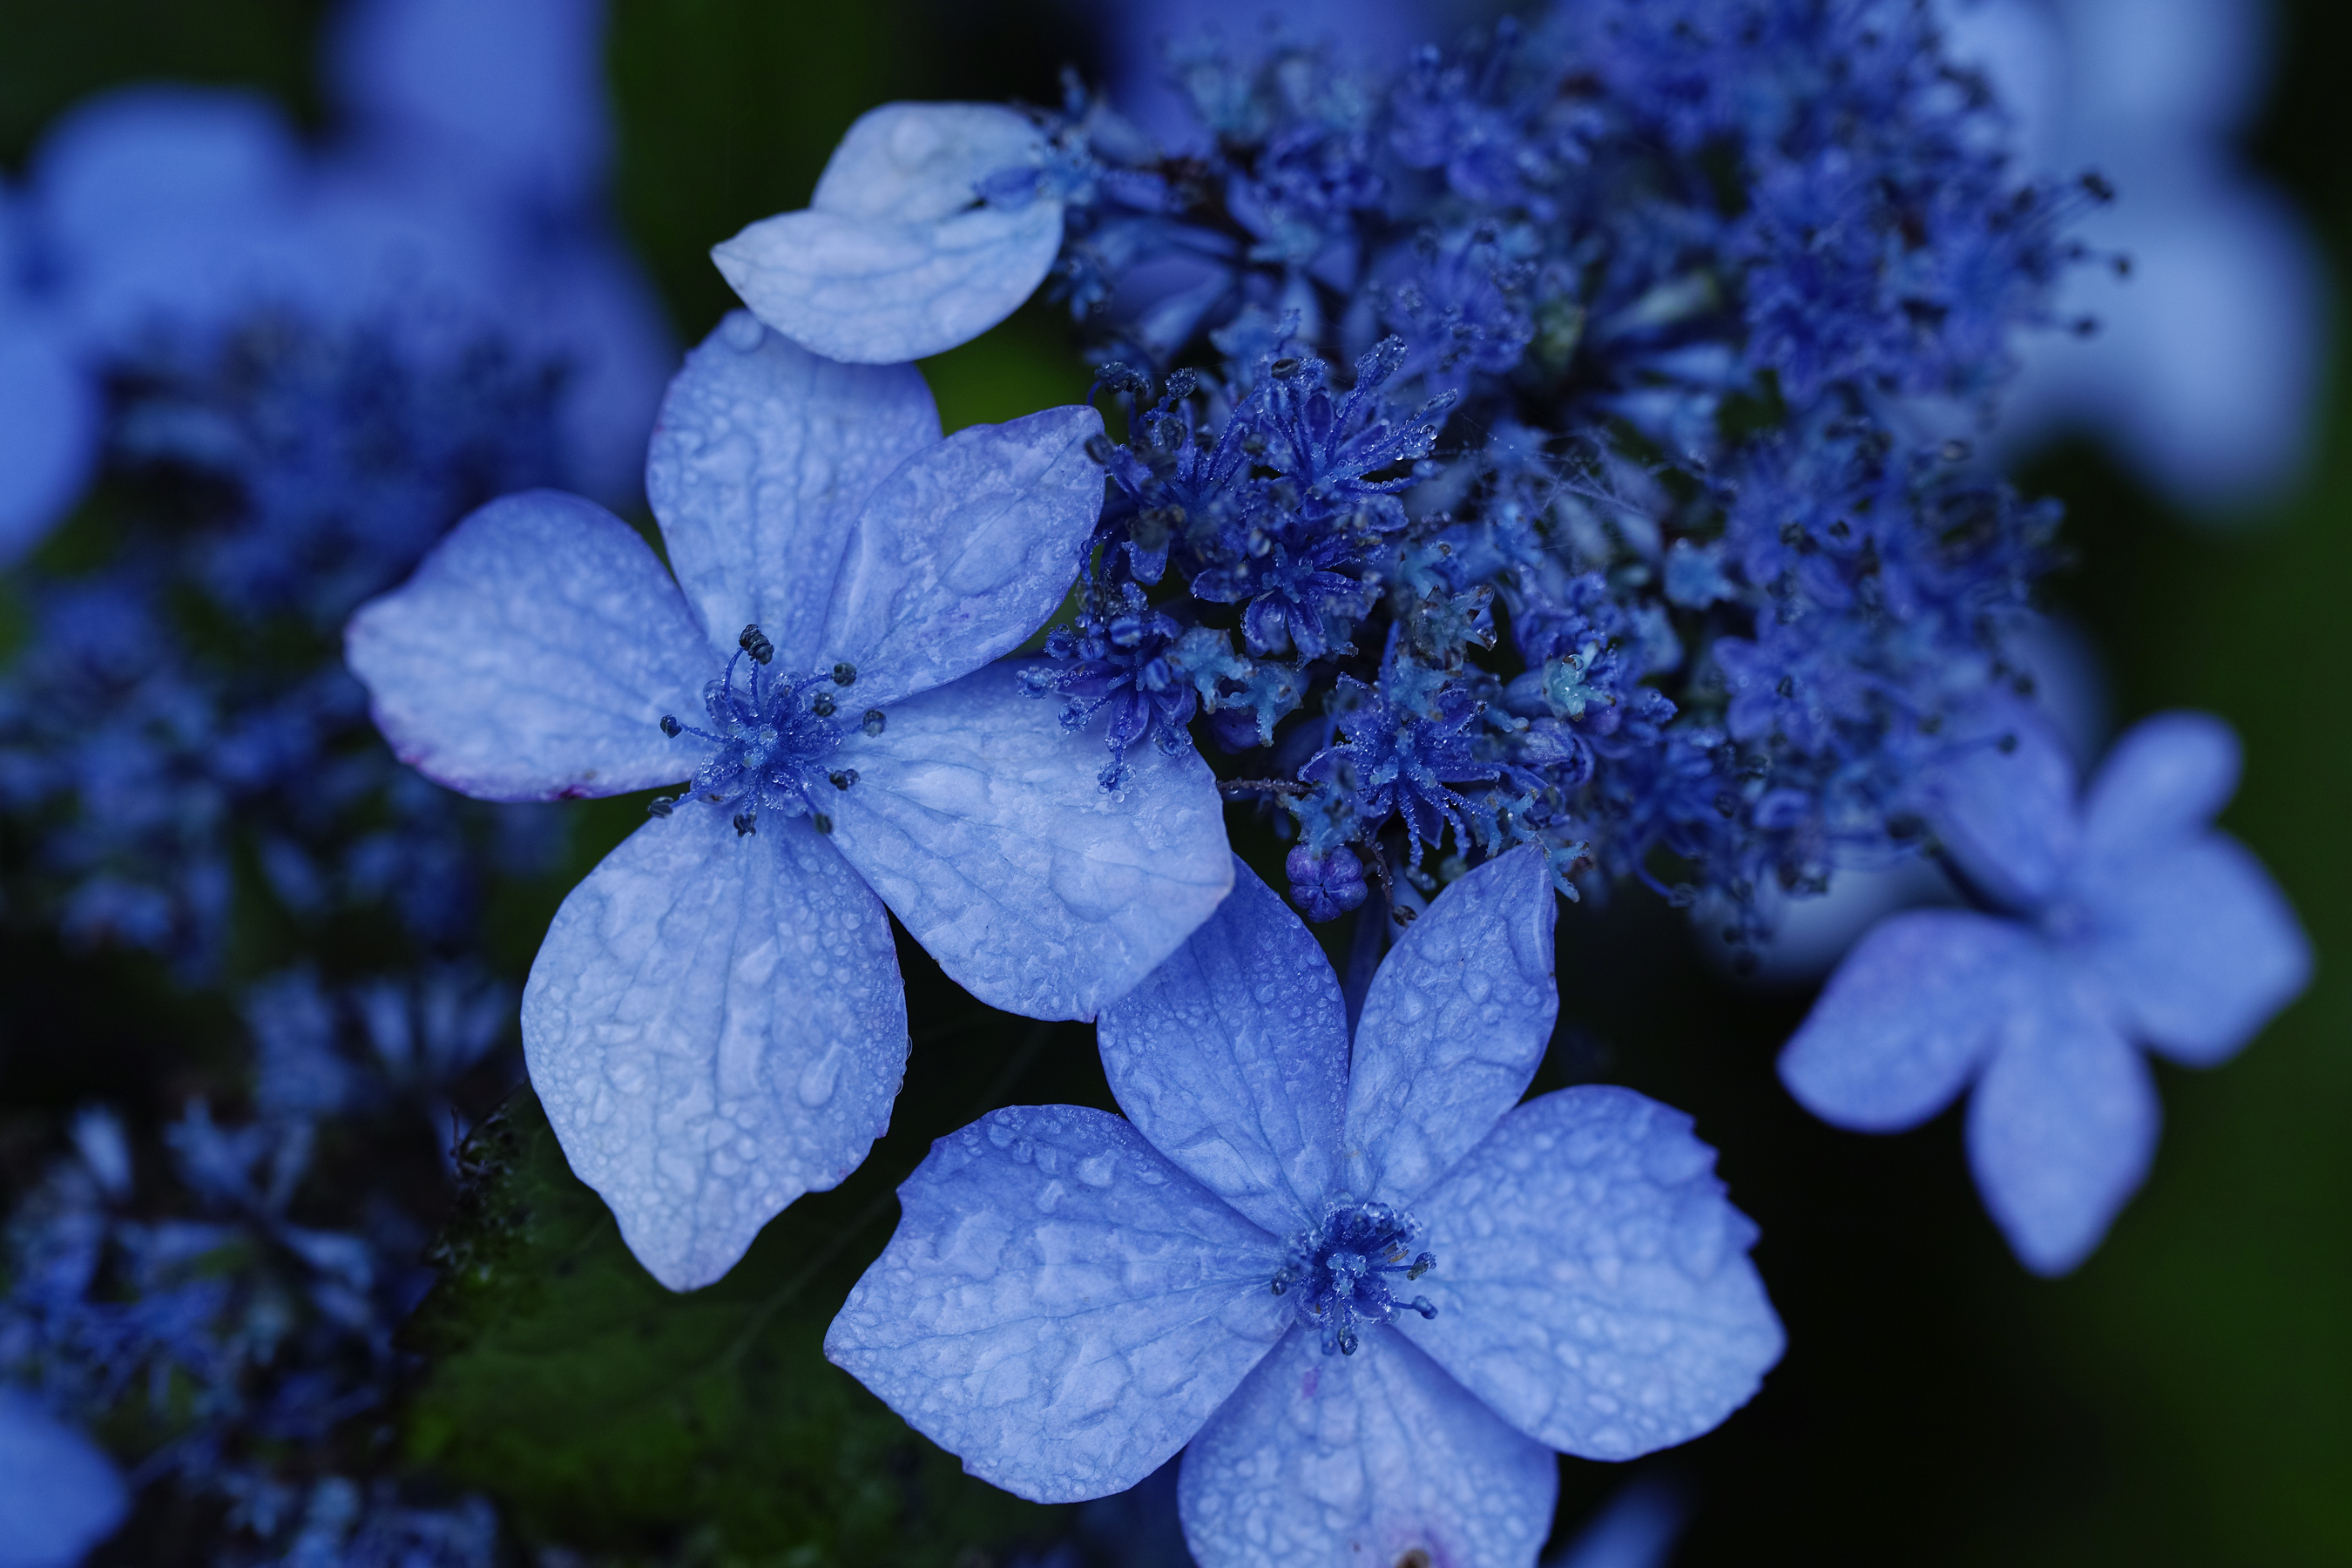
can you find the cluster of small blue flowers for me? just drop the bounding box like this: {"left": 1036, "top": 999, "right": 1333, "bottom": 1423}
{"left": 0, "top": 318, "right": 569, "bottom": 981}
{"left": 1020, "top": 2, "right": 2097, "bottom": 949}
{"left": 2, "top": 1031, "right": 503, "bottom": 1567}
{"left": 0, "top": 321, "right": 551, "bottom": 1563}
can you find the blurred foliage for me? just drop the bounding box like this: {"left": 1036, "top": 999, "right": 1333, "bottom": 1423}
{"left": 0, "top": 0, "right": 2346, "bottom": 1564}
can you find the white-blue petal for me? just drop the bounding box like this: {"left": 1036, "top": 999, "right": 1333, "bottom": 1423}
{"left": 1097, "top": 855, "right": 1349, "bottom": 1238}
{"left": 345, "top": 490, "right": 712, "bottom": 801}
{"left": 827, "top": 662, "right": 1233, "bottom": 1022}
{"left": 1408, "top": 1085, "right": 1784, "bottom": 1461}
{"left": 2076, "top": 835, "right": 2310, "bottom": 1068}
{"left": 523, "top": 808, "right": 908, "bottom": 1291}
{"left": 0, "top": 1389, "right": 125, "bottom": 1568}
{"left": 2078, "top": 710, "right": 2240, "bottom": 863}
{"left": 1925, "top": 704, "right": 2079, "bottom": 910}
{"left": 818, "top": 406, "right": 1105, "bottom": 707}
{"left": 1779, "top": 909, "right": 2039, "bottom": 1132}
{"left": 1966, "top": 966, "right": 2159, "bottom": 1276}
{"left": 711, "top": 102, "right": 1062, "bottom": 364}
{"left": 0, "top": 310, "right": 100, "bottom": 563}
{"left": 826, "top": 1105, "right": 1287, "bottom": 1504}
{"left": 646, "top": 314, "right": 940, "bottom": 668}
{"left": 1342, "top": 848, "right": 1558, "bottom": 1206}
{"left": 1177, "top": 1324, "right": 1558, "bottom": 1568}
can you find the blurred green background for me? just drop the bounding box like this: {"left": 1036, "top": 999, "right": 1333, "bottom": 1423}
{"left": 0, "top": 1, "right": 2343, "bottom": 1563}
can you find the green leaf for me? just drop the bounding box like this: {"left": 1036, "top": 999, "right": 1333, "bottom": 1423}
{"left": 404, "top": 1044, "right": 1078, "bottom": 1565}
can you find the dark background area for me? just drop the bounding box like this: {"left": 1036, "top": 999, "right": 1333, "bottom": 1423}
{"left": 0, "top": 2, "right": 2343, "bottom": 1563}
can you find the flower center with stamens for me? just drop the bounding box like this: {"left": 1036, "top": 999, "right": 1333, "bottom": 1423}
{"left": 650, "top": 624, "right": 883, "bottom": 835}
{"left": 1271, "top": 1200, "right": 1437, "bottom": 1356}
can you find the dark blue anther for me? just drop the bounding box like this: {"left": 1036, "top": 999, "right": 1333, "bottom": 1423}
{"left": 659, "top": 714, "right": 682, "bottom": 737}
{"left": 831, "top": 662, "right": 857, "bottom": 686}
{"left": 862, "top": 709, "right": 886, "bottom": 737}
{"left": 733, "top": 813, "right": 757, "bottom": 836}
{"left": 811, "top": 691, "right": 837, "bottom": 718}
{"left": 828, "top": 769, "right": 858, "bottom": 790}
{"left": 1275, "top": 1201, "right": 1440, "bottom": 1356}
{"left": 646, "top": 796, "right": 676, "bottom": 818}
{"left": 739, "top": 624, "right": 774, "bottom": 665}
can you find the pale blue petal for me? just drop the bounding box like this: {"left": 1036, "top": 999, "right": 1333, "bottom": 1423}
{"left": 0, "top": 1389, "right": 125, "bottom": 1568}
{"left": 828, "top": 662, "right": 1233, "bottom": 1022}
{"left": 2078, "top": 711, "right": 2240, "bottom": 863}
{"left": 1409, "top": 1086, "right": 1783, "bottom": 1460}
{"left": 1342, "top": 848, "right": 1558, "bottom": 1206}
{"left": 646, "top": 314, "right": 939, "bottom": 668}
{"left": 525, "top": 235, "right": 678, "bottom": 512}
{"left": 1177, "top": 1325, "right": 1558, "bottom": 1568}
{"left": 1097, "top": 855, "right": 1349, "bottom": 1237}
{"left": 818, "top": 406, "right": 1106, "bottom": 707}
{"left": 1926, "top": 704, "right": 2079, "bottom": 910}
{"left": 0, "top": 312, "right": 100, "bottom": 563}
{"left": 2076, "top": 835, "right": 2310, "bottom": 1068}
{"left": 1967, "top": 968, "right": 2159, "bottom": 1276}
{"left": 33, "top": 86, "right": 301, "bottom": 274}
{"left": 328, "top": 0, "right": 611, "bottom": 207}
{"left": 827, "top": 1105, "right": 1287, "bottom": 1504}
{"left": 1779, "top": 909, "right": 2039, "bottom": 1132}
{"left": 524, "top": 807, "right": 906, "bottom": 1291}
{"left": 346, "top": 490, "right": 712, "bottom": 801}
{"left": 712, "top": 103, "right": 1062, "bottom": 364}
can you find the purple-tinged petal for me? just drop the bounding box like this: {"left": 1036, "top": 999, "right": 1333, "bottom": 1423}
{"left": 0, "top": 1388, "right": 125, "bottom": 1568}
{"left": 827, "top": 662, "right": 1233, "bottom": 1022}
{"left": 523, "top": 808, "right": 907, "bottom": 1292}
{"left": 646, "top": 314, "right": 939, "bottom": 667}
{"left": 818, "top": 405, "right": 1105, "bottom": 707}
{"left": 1342, "top": 848, "right": 1558, "bottom": 1206}
{"left": 712, "top": 103, "right": 1062, "bottom": 364}
{"left": 2079, "top": 711, "right": 2240, "bottom": 864}
{"left": 1177, "top": 1324, "right": 1558, "bottom": 1568}
{"left": 346, "top": 490, "right": 711, "bottom": 801}
{"left": 2076, "top": 835, "right": 2310, "bottom": 1068}
{"left": 0, "top": 311, "right": 101, "bottom": 563}
{"left": 1926, "top": 704, "right": 2079, "bottom": 911}
{"left": 1097, "top": 856, "right": 1348, "bottom": 1238}
{"left": 1966, "top": 966, "right": 2159, "bottom": 1276}
{"left": 1409, "top": 1086, "right": 1783, "bottom": 1461}
{"left": 1780, "top": 909, "right": 2039, "bottom": 1132}
{"left": 826, "top": 1105, "right": 1287, "bottom": 1504}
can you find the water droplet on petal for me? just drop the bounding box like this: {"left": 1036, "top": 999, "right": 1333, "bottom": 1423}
{"left": 797, "top": 1042, "right": 846, "bottom": 1106}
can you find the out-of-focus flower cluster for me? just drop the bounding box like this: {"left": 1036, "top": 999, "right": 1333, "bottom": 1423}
{"left": 0, "top": 0, "right": 670, "bottom": 1558}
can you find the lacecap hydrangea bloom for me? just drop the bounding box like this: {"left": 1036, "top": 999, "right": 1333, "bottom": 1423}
{"left": 717, "top": 3, "right": 2107, "bottom": 973}
{"left": 828, "top": 849, "right": 1781, "bottom": 1566}
{"left": 1781, "top": 710, "right": 2309, "bottom": 1273}
{"left": 348, "top": 313, "right": 1233, "bottom": 1289}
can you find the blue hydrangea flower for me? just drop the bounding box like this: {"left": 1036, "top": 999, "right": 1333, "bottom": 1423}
{"left": 828, "top": 849, "right": 1782, "bottom": 1565}
{"left": 347, "top": 314, "right": 1234, "bottom": 1289}
{"left": 0, "top": 0, "right": 671, "bottom": 555}
{"left": 1781, "top": 710, "right": 2311, "bottom": 1274}
{"left": 713, "top": 102, "right": 1067, "bottom": 364}
{"left": 0, "top": 1388, "right": 125, "bottom": 1568}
